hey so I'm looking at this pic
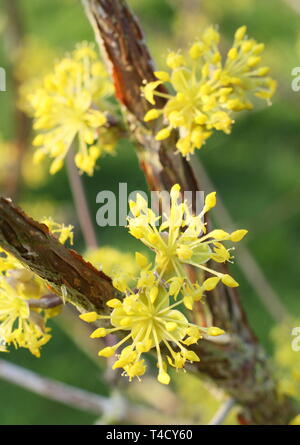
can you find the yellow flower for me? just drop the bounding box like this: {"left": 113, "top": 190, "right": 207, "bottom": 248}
{"left": 128, "top": 184, "right": 246, "bottom": 302}
{"left": 41, "top": 217, "right": 74, "bottom": 245}
{"left": 0, "top": 217, "right": 72, "bottom": 355}
{"left": 0, "top": 276, "right": 51, "bottom": 357}
{"left": 29, "top": 42, "right": 115, "bottom": 176}
{"left": 79, "top": 184, "right": 247, "bottom": 384}
{"left": 142, "top": 25, "right": 276, "bottom": 157}
{"left": 84, "top": 246, "right": 140, "bottom": 281}
{"left": 82, "top": 279, "right": 202, "bottom": 384}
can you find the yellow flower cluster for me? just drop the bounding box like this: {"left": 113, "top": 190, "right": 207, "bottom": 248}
{"left": 15, "top": 37, "right": 58, "bottom": 115}
{"left": 29, "top": 42, "right": 115, "bottom": 176}
{"left": 142, "top": 26, "right": 277, "bottom": 157}
{"left": 128, "top": 184, "right": 247, "bottom": 308}
{"left": 41, "top": 217, "right": 74, "bottom": 245}
{"left": 80, "top": 184, "right": 246, "bottom": 384}
{"left": 0, "top": 249, "right": 51, "bottom": 357}
{"left": 85, "top": 246, "right": 141, "bottom": 283}
{"left": 0, "top": 275, "right": 51, "bottom": 357}
{"left": 0, "top": 219, "right": 72, "bottom": 356}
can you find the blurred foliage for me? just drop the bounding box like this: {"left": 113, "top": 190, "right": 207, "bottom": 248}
{"left": 271, "top": 319, "right": 300, "bottom": 401}
{"left": 0, "top": 0, "right": 299, "bottom": 424}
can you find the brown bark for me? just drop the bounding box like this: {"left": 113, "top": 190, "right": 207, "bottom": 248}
{"left": 81, "top": 0, "right": 296, "bottom": 424}
{"left": 0, "top": 198, "right": 116, "bottom": 313}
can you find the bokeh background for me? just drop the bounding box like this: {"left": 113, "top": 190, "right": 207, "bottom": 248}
{"left": 0, "top": 0, "right": 299, "bottom": 424}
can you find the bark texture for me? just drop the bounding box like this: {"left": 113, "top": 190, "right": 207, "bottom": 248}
{"left": 0, "top": 198, "right": 116, "bottom": 313}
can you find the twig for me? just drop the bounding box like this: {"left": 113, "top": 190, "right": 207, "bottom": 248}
{"left": 66, "top": 148, "right": 98, "bottom": 250}
{"left": 208, "top": 398, "right": 235, "bottom": 425}
{"left": 27, "top": 293, "right": 63, "bottom": 309}
{"left": 0, "top": 359, "right": 126, "bottom": 419}
{"left": 0, "top": 359, "right": 192, "bottom": 424}
{"left": 191, "top": 158, "right": 290, "bottom": 322}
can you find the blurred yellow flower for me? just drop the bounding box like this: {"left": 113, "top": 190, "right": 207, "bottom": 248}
{"left": 28, "top": 42, "right": 115, "bottom": 176}
{"left": 0, "top": 274, "right": 51, "bottom": 357}
{"left": 15, "top": 37, "right": 58, "bottom": 115}
{"left": 85, "top": 246, "right": 141, "bottom": 282}
{"left": 0, "top": 218, "right": 73, "bottom": 356}
{"left": 142, "top": 25, "right": 276, "bottom": 157}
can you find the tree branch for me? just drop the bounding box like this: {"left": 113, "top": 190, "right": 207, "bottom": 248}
{"left": 0, "top": 359, "right": 193, "bottom": 424}
{"left": 82, "top": 0, "right": 296, "bottom": 424}
{"left": 208, "top": 398, "right": 235, "bottom": 425}
{"left": 0, "top": 197, "right": 117, "bottom": 313}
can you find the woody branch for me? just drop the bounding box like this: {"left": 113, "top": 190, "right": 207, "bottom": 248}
{"left": 0, "top": 197, "right": 117, "bottom": 313}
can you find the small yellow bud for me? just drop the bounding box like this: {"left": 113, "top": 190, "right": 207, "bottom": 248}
{"left": 221, "top": 274, "right": 239, "bottom": 287}
{"left": 166, "top": 52, "right": 185, "bottom": 69}
{"left": 203, "top": 277, "right": 220, "bottom": 291}
{"left": 247, "top": 56, "right": 261, "bottom": 68}
{"left": 135, "top": 252, "right": 148, "bottom": 268}
{"left": 209, "top": 229, "right": 230, "bottom": 240}
{"left": 79, "top": 312, "right": 98, "bottom": 323}
{"left": 228, "top": 47, "right": 238, "bottom": 60}
{"left": 203, "top": 27, "right": 220, "bottom": 45}
{"left": 33, "top": 149, "right": 46, "bottom": 164}
{"left": 50, "top": 158, "right": 64, "bottom": 175}
{"left": 257, "top": 67, "right": 270, "bottom": 76}
{"left": 136, "top": 339, "right": 152, "bottom": 353}
{"left": 241, "top": 40, "right": 254, "bottom": 53}
{"left": 90, "top": 328, "right": 107, "bottom": 338}
{"left": 185, "top": 350, "right": 200, "bottom": 362}
{"left": 32, "top": 134, "right": 45, "bottom": 146}
{"left": 194, "top": 113, "right": 207, "bottom": 125}
{"left": 144, "top": 109, "right": 161, "bottom": 122}
{"left": 189, "top": 42, "right": 204, "bottom": 59}
{"left": 150, "top": 286, "right": 159, "bottom": 303}
{"left": 154, "top": 71, "right": 170, "bottom": 82}
{"left": 230, "top": 229, "right": 248, "bottom": 242}
{"left": 112, "top": 277, "right": 127, "bottom": 292}
{"left": 253, "top": 43, "right": 265, "bottom": 54}
{"left": 207, "top": 327, "right": 225, "bottom": 336}
{"left": 183, "top": 295, "right": 193, "bottom": 310}
{"left": 129, "top": 227, "right": 144, "bottom": 239}
{"left": 204, "top": 192, "right": 216, "bottom": 210}
{"left": 106, "top": 298, "right": 122, "bottom": 308}
{"left": 89, "top": 145, "right": 101, "bottom": 159}
{"left": 98, "top": 347, "right": 115, "bottom": 357}
{"left": 155, "top": 128, "right": 171, "bottom": 141}
{"left": 235, "top": 25, "right": 247, "bottom": 41}
{"left": 158, "top": 371, "right": 170, "bottom": 385}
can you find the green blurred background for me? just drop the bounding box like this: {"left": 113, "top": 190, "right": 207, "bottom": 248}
{"left": 0, "top": 0, "right": 299, "bottom": 424}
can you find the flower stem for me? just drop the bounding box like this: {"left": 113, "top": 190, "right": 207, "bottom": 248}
{"left": 66, "top": 147, "right": 98, "bottom": 250}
